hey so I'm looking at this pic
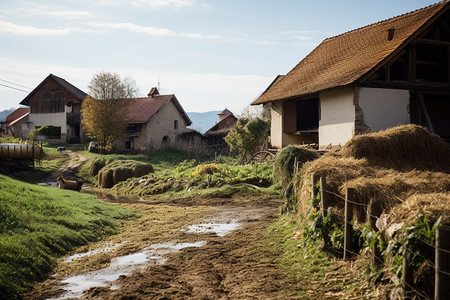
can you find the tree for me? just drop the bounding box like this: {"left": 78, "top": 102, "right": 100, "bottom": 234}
{"left": 224, "top": 117, "right": 270, "bottom": 164}
{"left": 82, "top": 72, "right": 138, "bottom": 151}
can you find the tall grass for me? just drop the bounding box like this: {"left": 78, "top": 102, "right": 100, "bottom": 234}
{"left": 0, "top": 174, "right": 135, "bottom": 299}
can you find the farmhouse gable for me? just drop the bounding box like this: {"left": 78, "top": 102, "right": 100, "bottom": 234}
{"left": 19, "top": 74, "right": 87, "bottom": 143}
{"left": 253, "top": 1, "right": 450, "bottom": 148}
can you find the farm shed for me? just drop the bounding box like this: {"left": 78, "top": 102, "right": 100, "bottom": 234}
{"left": 19, "top": 74, "right": 87, "bottom": 143}
{"left": 252, "top": 1, "right": 450, "bottom": 149}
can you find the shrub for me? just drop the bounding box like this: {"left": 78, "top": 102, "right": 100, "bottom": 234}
{"left": 273, "top": 145, "right": 318, "bottom": 189}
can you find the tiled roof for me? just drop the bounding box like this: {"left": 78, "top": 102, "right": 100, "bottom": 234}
{"left": 122, "top": 94, "right": 192, "bottom": 125}
{"left": 253, "top": 1, "right": 449, "bottom": 104}
{"left": 205, "top": 113, "right": 238, "bottom": 134}
{"left": 20, "top": 74, "right": 87, "bottom": 106}
{"left": 5, "top": 107, "right": 29, "bottom": 126}
{"left": 218, "top": 108, "right": 233, "bottom": 116}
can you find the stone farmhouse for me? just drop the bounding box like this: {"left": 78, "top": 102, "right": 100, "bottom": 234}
{"left": 19, "top": 74, "right": 87, "bottom": 143}
{"left": 252, "top": 1, "right": 450, "bottom": 149}
{"left": 116, "top": 87, "right": 193, "bottom": 153}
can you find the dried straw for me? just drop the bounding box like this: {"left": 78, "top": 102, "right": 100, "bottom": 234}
{"left": 296, "top": 124, "right": 450, "bottom": 223}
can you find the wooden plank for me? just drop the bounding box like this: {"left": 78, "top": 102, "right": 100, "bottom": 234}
{"left": 344, "top": 188, "right": 354, "bottom": 260}
{"left": 417, "top": 91, "right": 435, "bottom": 133}
{"left": 402, "top": 256, "right": 414, "bottom": 300}
{"left": 435, "top": 226, "right": 450, "bottom": 300}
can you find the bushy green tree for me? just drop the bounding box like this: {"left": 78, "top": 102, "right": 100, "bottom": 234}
{"left": 224, "top": 117, "right": 269, "bottom": 163}
{"left": 82, "top": 72, "right": 138, "bottom": 152}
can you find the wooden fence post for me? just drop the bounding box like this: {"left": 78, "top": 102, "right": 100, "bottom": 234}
{"left": 320, "top": 177, "right": 330, "bottom": 247}
{"left": 311, "top": 173, "right": 318, "bottom": 200}
{"left": 402, "top": 255, "right": 414, "bottom": 300}
{"left": 344, "top": 187, "right": 354, "bottom": 260}
{"left": 320, "top": 177, "right": 328, "bottom": 218}
{"left": 435, "top": 226, "right": 450, "bottom": 300}
{"left": 368, "top": 198, "right": 382, "bottom": 267}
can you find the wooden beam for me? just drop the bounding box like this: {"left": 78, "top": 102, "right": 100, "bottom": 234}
{"left": 418, "top": 91, "right": 435, "bottom": 133}
{"left": 416, "top": 38, "right": 450, "bottom": 47}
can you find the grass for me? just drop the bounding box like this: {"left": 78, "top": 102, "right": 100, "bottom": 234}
{"left": 260, "top": 214, "right": 332, "bottom": 298}
{"left": 0, "top": 174, "right": 135, "bottom": 299}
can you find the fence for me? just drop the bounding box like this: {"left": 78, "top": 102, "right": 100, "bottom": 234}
{"left": 309, "top": 173, "right": 450, "bottom": 300}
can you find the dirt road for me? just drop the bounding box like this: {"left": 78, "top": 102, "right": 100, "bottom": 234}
{"left": 25, "top": 194, "right": 302, "bottom": 299}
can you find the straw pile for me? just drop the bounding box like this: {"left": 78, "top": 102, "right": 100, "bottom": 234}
{"left": 296, "top": 124, "right": 450, "bottom": 223}
{"left": 341, "top": 124, "right": 450, "bottom": 172}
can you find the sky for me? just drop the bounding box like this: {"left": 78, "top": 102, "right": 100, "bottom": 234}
{"left": 0, "top": 0, "right": 441, "bottom": 114}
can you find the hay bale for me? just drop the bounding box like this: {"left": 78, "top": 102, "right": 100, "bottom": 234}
{"left": 341, "top": 124, "right": 450, "bottom": 172}
{"left": 90, "top": 158, "right": 106, "bottom": 177}
{"left": 97, "top": 160, "right": 154, "bottom": 188}
{"left": 295, "top": 125, "right": 450, "bottom": 222}
{"left": 99, "top": 169, "right": 114, "bottom": 188}
{"left": 113, "top": 168, "right": 133, "bottom": 184}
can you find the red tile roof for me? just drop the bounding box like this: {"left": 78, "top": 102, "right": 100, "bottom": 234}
{"left": 252, "top": 1, "right": 449, "bottom": 104}
{"left": 121, "top": 94, "right": 192, "bottom": 125}
{"left": 5, "top": 107, "right": 29, "bottom": 126}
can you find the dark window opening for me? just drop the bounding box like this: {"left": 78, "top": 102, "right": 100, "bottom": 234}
{"left": 283, "top": 98, "right": 319, "bottom": 133}
{"left": 415, "top": 44, "right": 448, "bottom": 83}
{"left": 174, "top": 120, "right": 179, "bottom": 130}
{"left": 125, "top": 141, "right": 131, "bottom": 149}
{"left": 126, "top": 124, "right": 141, "bottom": 133}
{"left": 390, "top": 54, "right": 408, "bottom": 81}
{"left": 297, "top": 98, "right": 319, "bottom": 131}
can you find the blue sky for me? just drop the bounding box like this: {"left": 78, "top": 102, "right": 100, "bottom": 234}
{"left": 0, "top": 0, "right": 440, "bottom": 114}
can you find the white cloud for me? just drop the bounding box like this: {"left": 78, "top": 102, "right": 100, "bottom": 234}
{"left": 87, "top": 22, "right": 175, "bottom": 36}
{"left": 131, "top": 0, "right": 198, "bottom": 9}
{"left": 0, "top": 20, "right": 71, "bottom": 36}
{"left": 293, "top": 35, "right": 312, "bottom": 41}
{"left": 0, "top": 5, "right": 92, "bottom": 20}
{"left": 181, "top": 33, "right": 222, "bottom": 40}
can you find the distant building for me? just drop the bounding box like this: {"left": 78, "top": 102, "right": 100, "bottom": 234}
{"left": 204, "top": 108, "right": 238, "bottom": 154}
{"left": 5, "top": 107, "right": 30, "bottom": 138}
{"left": 19, "top": 74, "right": 87, "bottom": 143}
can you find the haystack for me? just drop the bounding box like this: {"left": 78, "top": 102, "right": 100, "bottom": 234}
{"left": 341, "top": 124, "right": 450, "bottom": 172}
{"left": 97, "top": 160, "right": 154, "bottom": 188}
{"left": 296, "top": 124, "right": 450, "bottom": 223}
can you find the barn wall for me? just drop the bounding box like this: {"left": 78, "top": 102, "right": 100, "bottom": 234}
{"left": 358, "top": 87, "right": 410, "bottom": 132}
{"left": 319, "top": 87, "right": 355, "bottom": 148}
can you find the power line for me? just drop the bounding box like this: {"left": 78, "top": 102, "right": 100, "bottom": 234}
{"left": 0, "top": 83, "right": 30, "bottom": 93}
{"left": 0, "top": 78, "right": 32, "bottom": 90}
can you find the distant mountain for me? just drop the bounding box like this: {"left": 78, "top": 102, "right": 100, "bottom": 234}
{"left": 0, "top": 108, "right": 16, "bottom": 122}
{"left": 187, "top": 111, "right": 221, "bottom": 133}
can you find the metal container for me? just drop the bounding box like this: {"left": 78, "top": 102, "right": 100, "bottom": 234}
{"left": 0, "top": 144, "right": 42, "bottom": 160}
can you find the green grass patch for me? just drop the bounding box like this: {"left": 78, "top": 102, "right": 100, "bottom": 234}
{"left": 260, "top": 214, "right": 333, "bottom": 298}
{"left": 0, "top": 174, "right": 135, "bottom": 299}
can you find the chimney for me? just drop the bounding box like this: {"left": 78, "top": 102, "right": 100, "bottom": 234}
{"left": 388, "top": 28, "right": 395, "bottom": 41}
{"left": 148, "top": 87, "right": 159, "bottom": 97}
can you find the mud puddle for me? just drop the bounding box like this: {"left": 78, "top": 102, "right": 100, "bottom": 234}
{"left": 50, "top": 207, "right": 267, "bottom": 299}
{"left": 54, "top": 241, "right": 206, "bottom": 299}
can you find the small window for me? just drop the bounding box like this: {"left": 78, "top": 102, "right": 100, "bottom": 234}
{"left": 174, "top": 120, "right": 179, "bottom": 130}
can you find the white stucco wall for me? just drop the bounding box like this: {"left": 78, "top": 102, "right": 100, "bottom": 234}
{"left": 358, "top": 87, "right": 410, "bottom": 132}
{"left": 270, "top": 101, "right": 302, "bottom": 148}
{"left": 270, "top": 102, "right": 283, "bottom": 148}
{"left": 319, "top": 87, "right": 355, "bottom": 148}
{"left": 146, "top": 100, "right": 189, "bottom": 151}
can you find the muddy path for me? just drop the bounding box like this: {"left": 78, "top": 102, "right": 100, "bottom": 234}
{"left": 25, "top": 194, "right": 299, "bottom": 300}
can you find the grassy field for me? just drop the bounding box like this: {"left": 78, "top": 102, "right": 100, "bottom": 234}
{"left": 0, "top": 174, "right": 135, "bottom": 299}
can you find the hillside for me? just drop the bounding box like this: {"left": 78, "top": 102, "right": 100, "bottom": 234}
{"left": 0, "top": 108, "right": 16, "bottom": 122}
{"left": 187, "top": 110, "right": 221, "bottom": 133}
